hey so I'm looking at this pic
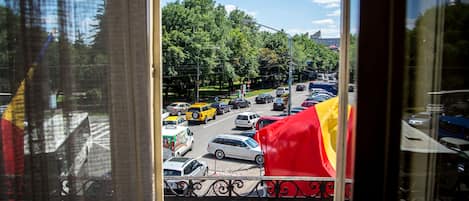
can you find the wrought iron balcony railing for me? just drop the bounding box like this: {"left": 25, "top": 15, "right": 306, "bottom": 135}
{"left": 164, "top": 176, "right": 353, "bottom": 200}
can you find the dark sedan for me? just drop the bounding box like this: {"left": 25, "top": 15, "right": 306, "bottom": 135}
{"left": 255, "top": 93, "right": 274, "bottom": 104}
{"left": 296, "top": 84, "right": 306, "bottom": 91}
{"left": 272, "top": 98, "right": 285, "bottom": 111}
{"left": 211, "top": 102, "right": 232, "bottom": 115}
{"left": 229, "top": 98, "right": 251, "bottom": 109}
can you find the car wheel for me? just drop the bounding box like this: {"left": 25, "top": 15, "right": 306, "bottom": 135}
{"left": 215, "top": 150, "right": 225, "bottom": 159}
{"left": 255, "top": 155, "right": 264, "bottom": 165}
{"left": 213, "top": 114, "right": 216, "bottom": 120}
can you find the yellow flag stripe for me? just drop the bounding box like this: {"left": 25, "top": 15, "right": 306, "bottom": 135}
{"left": 1, "top": 67, "right": 35, "bottom": 129}
{"left": 315, "top": 97, "right": 351, "bottom": 171}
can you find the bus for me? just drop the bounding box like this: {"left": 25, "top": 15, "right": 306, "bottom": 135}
{"left": 308, "top": 81, "right": 338, "bottom": 95}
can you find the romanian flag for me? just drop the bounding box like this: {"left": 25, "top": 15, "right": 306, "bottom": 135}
{"left": 1, "top": 32, "right": 54, "bottom": 199}
{"left": 257, "top": 97, "right": 355, "bottom": 198}
{"left": 1, "top": 69, "right": 31, "bottom": 197}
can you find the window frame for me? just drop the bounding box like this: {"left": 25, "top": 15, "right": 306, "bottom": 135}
{"left": 352, "top": 0, "right": 406, "bottom": 200}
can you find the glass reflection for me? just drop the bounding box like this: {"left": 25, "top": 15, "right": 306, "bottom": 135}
{"left": 401, "top": 0, "right": 469, "bottom": 200}
{"left": 0, "top": 0, "right": 111, "bottom": 200}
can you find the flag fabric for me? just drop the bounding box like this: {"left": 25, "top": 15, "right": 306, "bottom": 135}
{"left": 1, "top": 69, "right": 32, "bottom": 197}
{"left": 257, "top": 97, "right": 355, "bottom": 197}
{"left": 1, "top": 32, "right": 54, "bottom": 200}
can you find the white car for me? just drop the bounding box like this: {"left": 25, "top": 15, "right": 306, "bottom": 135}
{"left": 207, "top": 134, "right": 264, "bottom": 165}
{"left": 275, "top": 87, "right": 288, "bottom": 97}
{"left": 235, "top": 112, "right": 260, "bottom": 128}
{"left": 163, "top": 157, "right": 208, "bottom": 193}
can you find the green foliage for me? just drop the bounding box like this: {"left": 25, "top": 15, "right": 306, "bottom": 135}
{"left": 162, "top": 0, "right": 339, "bottom": 99}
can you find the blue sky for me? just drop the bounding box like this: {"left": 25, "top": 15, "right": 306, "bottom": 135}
{"left": 162, "top": 0, "right": 359, "bottom": 38}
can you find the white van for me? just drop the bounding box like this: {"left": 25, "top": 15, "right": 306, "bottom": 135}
{"left": 162, "top": 126, "right": 194, "bottom": 160}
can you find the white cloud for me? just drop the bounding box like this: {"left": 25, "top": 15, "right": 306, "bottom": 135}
{"left": 312, "top": 19, "right": 335, "bottom": 25}
{"left": 312, "top": 0, "right": 340, "bottom": 8}
{"left": 224, "top": 4, "right": 257, "bottom": 17}
{"left": 327, "top": 9, "right": 341, "bottom": 17}
{"left": 224, "top": 4, "right": 237, "bottom": 13}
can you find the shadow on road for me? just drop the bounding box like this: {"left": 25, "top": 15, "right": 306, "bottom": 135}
{"left": 200, "top": 153, "right": 260, "bottom": 166}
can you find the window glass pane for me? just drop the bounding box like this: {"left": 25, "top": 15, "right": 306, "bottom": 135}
{"left": 161, "top": 0, "right": 354, "bottom": 199}
{"left": 400, "top": 1, "right": 469, "bottom": 200}
{"left": 0, "top": 0, "right": 151, "bottom": 200}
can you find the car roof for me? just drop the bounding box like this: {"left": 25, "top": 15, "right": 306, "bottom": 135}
{"left": 163, "top": 157, "right": 193, "bottom": 170}
{"left": 440, "top": 137, "right": 469, "bottom": 146}
{"left": 162, "top": 126, "right": 188, "bottom": 136}
{"left": 259, "top": 116, "right": 284, "bottom": 120}
{"left": 165, "top": 116, "right": 182, "bottom": 121}
{"left": 214, "top": 134, "right": 250, "bottom": 141}
{"left": 238, "top": 112, "right": 257, "bottom": 116}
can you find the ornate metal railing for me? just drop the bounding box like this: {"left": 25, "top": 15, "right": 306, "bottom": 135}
{"left": 164, "top": 176, "right": 353, "bottom": 200}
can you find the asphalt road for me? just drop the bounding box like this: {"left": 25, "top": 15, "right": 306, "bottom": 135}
{"left": 87, "top": 81, "right": 356, "bottom": 177}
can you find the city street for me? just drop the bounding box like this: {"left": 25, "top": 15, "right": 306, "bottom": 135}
{"left": 88, "top": 81, "right": 356, "bottom": 177}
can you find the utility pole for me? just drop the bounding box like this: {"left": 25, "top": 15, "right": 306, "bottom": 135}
{"left": 196, "top": 61, "right": 200, "bottom": 102}
{"left": 247, "top": 21, "right": 294, "bottom": 115}
{"left": 287, "top": 37, "right": 293, "bottom": 116}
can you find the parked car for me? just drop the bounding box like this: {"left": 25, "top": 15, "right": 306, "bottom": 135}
{"left": 207, "top": 134, "right": 264, "bottom": 165}
{"left": 301, "top": 100, "right": 319, "bottom": 107}
{"left": 407, "top": 112, "right": 432, "bottom": 128}
{"left": 272, "top": 98, "right": 285, "bottom": 111}
{"left": 228, "top": 98, "right": 251, "bottom": 109}
{"left": 311, "top": 93, "right": 334, "bottom": 100}
{"left": 166, "top": 102, "right": 191, "bottom": 116}
{"left": 239, "top": 130, "right": 257, "bottom": 139}
{"left": 211, "top": 102, "right": 231, "bottom": 115}
{"left": 296, "top": 84, "right": 306, "bottom": 91}
{"left": 255, "top": 93, "right": 274, "bottom": 104}
{"left": 255, "top": 116, "right": 284, "bottom": 130}
{"left": 185, "top": 103, "right": 217, "bottom": 124}
{"left": 163, "top": 116, "right": 187, "bottom": 127}
{"left": 162, "top": 109, "right": 170, "bottom": 120}
{"left": 235, "top": 112, "right": 261, "bottom": 129}
{"left": 276, "top": 87, "right": 288, "bottom": 97}
{"left": 163, "top": 157, "right": 208, "bottom": 193}
{"left": 306, "top": 96, "right": 328, "bottom": 103}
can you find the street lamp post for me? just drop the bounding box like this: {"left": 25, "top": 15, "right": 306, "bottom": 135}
{"left": 250, "top": 22, "right": 294, "bottom": 115}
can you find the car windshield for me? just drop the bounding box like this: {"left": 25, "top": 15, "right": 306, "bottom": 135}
{"left": 274, "top": 98, "right": 283, "bottom": 103}
{"left": 245, "top": 138, "right": 259, "bottom": 148}
{"left": 237, "top": 115, "right": 249, "bottom": 120}
{"left": 163, "top": 121, "right": 176, "bottom": 125}
{"left": 169, "top": 103, "right": 178, "bottom": 107}
{"left": 163, "top": 169, "right": 182, "bottom": 176}
{"left": 188, "top": 108, "right": 200, "bottom": 112}
{"left": 211, "top": 103, "right": 219, "bottom": 107}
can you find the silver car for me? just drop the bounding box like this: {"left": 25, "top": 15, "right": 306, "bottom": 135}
{"left": 207, "top": 134, "right": 264, "bottom": 165}
{"left": 163, "top": 157, "right": 208, "bottom": 192}
{"left": 166, "top": 102, "right": 191, "bottom": 116}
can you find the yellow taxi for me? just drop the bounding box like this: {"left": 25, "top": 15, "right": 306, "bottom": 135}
{"left": 185, "top": 102, "right": 217, "bottom": 124}
{"left": 163, "top": 116, "right": 187, "bottom": 127}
